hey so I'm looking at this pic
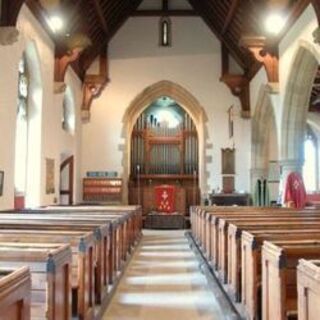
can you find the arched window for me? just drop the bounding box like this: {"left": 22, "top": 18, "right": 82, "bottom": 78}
{"left": 14, "top": 53, "right": 29, "bottom": 195}
{"left": 303, "top": 127, "right": 318, "bottom": 192}
{"left": 159, "top": 17, "right": 171, "bottom": 47}
{"left": 62, "top": 87, "right": 75, "bottom": 134}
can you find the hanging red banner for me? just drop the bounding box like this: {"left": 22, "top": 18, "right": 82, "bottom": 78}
{"left": 155, "top": 185, "right": 176, "bottom": 213}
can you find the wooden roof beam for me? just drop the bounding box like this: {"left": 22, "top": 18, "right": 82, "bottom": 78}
{"left": 246, "top": 0, "right": 310, "bottom": 81}
{"left": 162, "top": 0, "right": 169, "bottom": 11}
{"left": 188, "top": 0, "right": 248, "bottom": 71}
{"left": 132, "top": 10, "right": 198, "bottom": 17}
{"left": 220, "top": 44, "right": 251, "bottom": 118}
{"left": 221, "top": 0, "right": 240, "bottom": 34}
{"left": 82, "top": 49, "right": 109, "bottom": 122}
{"left": 90, "top": 0, "right": 108, "bottom": 34}
{"left": 0, "top": 0, "right": 24, "bottom": 26}
{"left": 0, "top": 0, "right": 24, "bottom": 45}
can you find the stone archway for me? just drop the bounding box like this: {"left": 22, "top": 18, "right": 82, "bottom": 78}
{"left": 121, "top": 80, "right": 209, "bottom": 203}
{"left": 281, "top": 41, "right": 320, "bottom": 173}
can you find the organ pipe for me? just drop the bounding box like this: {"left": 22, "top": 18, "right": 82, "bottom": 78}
{"left": 131, "top": 112, "right": 198, "bottom": 176}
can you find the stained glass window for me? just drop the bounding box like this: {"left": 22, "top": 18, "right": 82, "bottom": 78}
{"left": 15, "top": 54, "right": 29, "bottom": 194}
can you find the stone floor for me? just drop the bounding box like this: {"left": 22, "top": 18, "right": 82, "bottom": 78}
{"left": 103, "top": 230, "right": 230, "bottom": 320}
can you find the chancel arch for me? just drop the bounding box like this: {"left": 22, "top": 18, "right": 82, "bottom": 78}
{"left": 122, "top": 80, "right": 208, "bottom": 207}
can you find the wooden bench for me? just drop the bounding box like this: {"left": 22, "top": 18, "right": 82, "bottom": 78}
{"left": 262, "top": 240, "right": 320, "bottom": 320}
{"left": 0, "top": 242, "right": 72, "bottom": 320}
{"left": 0, "top": 219, "right": 110, "bottom": 306}
{"left": 196, "top": 208, "right": 295, "bottom": 260}
{"left": 206, "top": 210, "right": 300, "bottom": 267}
{"left": 193, "top": 206, "right": 275, "bottom": 248}
{"left": 297, "top": 259, "right": 320, "bottom": 320}
{"left": 39, "top": 205, "right": 143, "bottom": 244}
{"left": 1, "top": 210, "right": 132, "bottom": 274}
{"left": 0, "top": 267, "right": 31, "bottom": 320}
{"left": 0, "top": 230, "right": 95, "bottom": 319}
{"left": 218, "top": 215, "right": 320, "bottom": 282}
{"left": 240, "top": 229, "right": 320, "bottom": 320}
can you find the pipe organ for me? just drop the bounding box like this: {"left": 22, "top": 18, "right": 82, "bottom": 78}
{"left": 131, "top": 113, "right": 198, "bottom": 176}
{"left": 129, "top": 102, "right": 200, "bottom": 216}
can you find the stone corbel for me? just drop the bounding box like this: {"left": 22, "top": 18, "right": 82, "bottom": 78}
{"left": 220, "top": 74, "right": 251, "bottom": 118}
{"left": 240, "top": 36, "right": 279, "bottom": 93}
{"left": 81, "top": 52, "right": 109, "bottom": 123}
{"left": 0, "top": 27, "right": 19, "bottom": 46}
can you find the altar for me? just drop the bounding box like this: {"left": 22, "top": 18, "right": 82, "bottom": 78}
{"left": 144, "top": 212, "right": 185, "bottom": 229}
{"left": 133, "top": 184, "right": 188, "bottom": 229}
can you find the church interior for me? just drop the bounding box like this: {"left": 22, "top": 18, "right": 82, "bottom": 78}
{"left": 1, "top": 0, "right": 320, "bottom": 319}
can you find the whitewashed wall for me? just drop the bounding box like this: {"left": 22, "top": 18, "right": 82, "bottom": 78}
{"left": 0, "top": 5, "right": 82, "bottom": 209}
{"left": 81, "top": 16, "right": 252, "bottom": 200}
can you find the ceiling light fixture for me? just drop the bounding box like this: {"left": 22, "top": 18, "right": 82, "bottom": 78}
{"left": 265, "top": 13, "right": 286, "bottom": 35}
{"left": 48, "top": 15, "right": 64, "bottom": 33}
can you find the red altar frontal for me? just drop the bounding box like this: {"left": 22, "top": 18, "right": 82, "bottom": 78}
{"left": 155, "top": 185, "right": 176, "bottom": 213}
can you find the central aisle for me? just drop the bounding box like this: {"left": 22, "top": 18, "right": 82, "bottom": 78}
{"left": 103, "top": 230, "right": 227, "bottom": 320}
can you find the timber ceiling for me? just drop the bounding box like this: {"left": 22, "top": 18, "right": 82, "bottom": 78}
{"left": 1, "top": 0, "right": 315, "bottom": 79}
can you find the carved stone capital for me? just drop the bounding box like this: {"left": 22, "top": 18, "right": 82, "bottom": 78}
{"left": 241, "top": 110, "right": 251, "bottom": 119}
{"left": 0, "top": 27, "right": 19, "bottom": 46}
{"left": 54, "top": 82, "right": 66, "bottom": 94}
{"left": 313, "top": 27, "right": 320, "bottom": 45}
{"left": 81, "top": 110, "right": 91, "bottom": 123}
{"left": 265, "top": 82, "right": 279, "bottom": 94}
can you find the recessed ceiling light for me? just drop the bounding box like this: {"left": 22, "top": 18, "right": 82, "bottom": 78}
{"left": 265, "top": 13, "right": 286, "bottom": 35}
{"left": 48, "top": 15, "right": 64, "bottom": 33}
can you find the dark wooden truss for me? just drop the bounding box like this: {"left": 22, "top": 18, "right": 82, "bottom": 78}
{"left": 1, "top": 0, "right": 319, "bottom": 116}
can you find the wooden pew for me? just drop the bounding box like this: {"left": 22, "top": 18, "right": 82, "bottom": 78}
{"left": 36, "top": 205, "right": 143, "bottom": 244}
{"left": 297, "top": 259, "right": 320, "bottom": 320}
{"left": 0, "top": 230, "right": 95, "bottom": 319}
{"left": 0, "top": 267, "right": 31, "bottom": 320}
{"left": 262, "top": 240, "right": 320, "bottom": 320}
{"left": 0, "top": 213, "right": 120, "bottom": 275}
{"left": 218, "top": 215, "right": 320, "bottom": 282}
{"left": 2, "top": 209, "right": 133, "bottom": 270}
{"left": 193, "top": 206, "right": 275, "bottom": 249}
{"left": 240, "top": 229, "right": 320, "bottom": 320}
{"left": 0, "top": 243, "right": 72, "bottom": 320}
{"left": 0, "top": 220, "right": 110, "bottom": 305}
{"left": 195, "top": 207, "right": 294, "bottom": 260}
{"left": 202, "top": 208, "right": 317, "bottom": 262}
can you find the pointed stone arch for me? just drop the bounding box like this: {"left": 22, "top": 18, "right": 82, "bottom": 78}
{"left": 281, "top": 41, "right": 320, "bottom": 174}
{"left": 121, "top": 80, "right": 209, "bottom": 203}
